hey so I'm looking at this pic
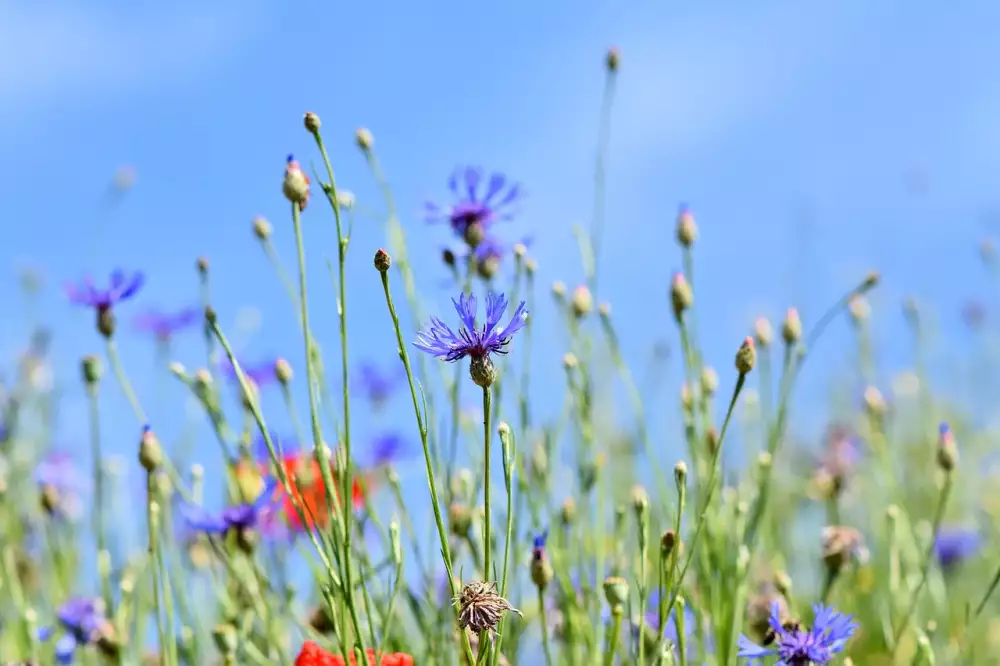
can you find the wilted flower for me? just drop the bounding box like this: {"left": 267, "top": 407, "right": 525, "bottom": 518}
{"left": 737, "top": 602, "right": 857, "bottom": 665}
{"left": 424, "top": 166, "right": 522, "bottom": 243}
{"left": 37, "top": 597, "right": 114, "bottom": 665}
{"left": 414, "top": 292, "right": 528, "bottom": 387}
{"left": 934, "top": 527, "right": 982, "bottom": 569}
{"left": 133, "top": 307, "right": 200, "bottom": 342}
{"left": 65, "top": 270, "right": 144, "bottom": 337}
{"left": 352, "top": 362, "right": 404, "bottom": 407}
{"left": 454, "top": 580, "right": 521, "bottom": 640}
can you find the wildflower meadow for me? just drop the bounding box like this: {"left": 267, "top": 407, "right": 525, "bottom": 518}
{"left": 4, "top": 10, "right": 1000, "bottom": 666}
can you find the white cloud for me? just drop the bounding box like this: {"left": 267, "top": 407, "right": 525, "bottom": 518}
{"left": 0, "top": 4, "right": 262, "bottom": 113}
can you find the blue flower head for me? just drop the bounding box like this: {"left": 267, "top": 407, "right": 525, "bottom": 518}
{"left": 738, "top": 601, "right": 857, "bottom": 665}
{"left": 934, "top": 526, "right": 982, "bottom": 569}
{"left": 65, "top": 270, "right": 144, "bottom": 310}
{"left": 353, "top": 361, "right": 405, "bottom": 406}
{"left": 414, "top": 292, "right": 528, "bottom": 387}
{"left": 37, "top": 597, "right": 109, "bottom": 664}
{"left": 181, "top": 477, "right": 279, "bottom": 535}
{"left": 218, "top": 356, "right": 277, "bottom": 387}
{"left": 533, "top": 530, "right": 549, "bottom": 552}
{"left": 133, "top": 306, "right": 199, "bottom": 341}
{"left": 424, "top": 166, "right": 522, "bottom": 242}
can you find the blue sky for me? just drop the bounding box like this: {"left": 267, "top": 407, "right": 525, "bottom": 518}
{"left": 2, "top": 0, "right": 1000, "bottom": 552}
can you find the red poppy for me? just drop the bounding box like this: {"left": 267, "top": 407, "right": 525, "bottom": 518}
{"left": 295, "top": 641, "right": 414, "bottom": 666}
{"left": 235, "top": 453, "right": 373, "bottom": 532}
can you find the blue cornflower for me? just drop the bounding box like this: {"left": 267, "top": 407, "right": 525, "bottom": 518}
{"left": 218, "top": 356, "right": 277, "bottom": 387}
{"left": 934, "top": 526, "right": 982, "bottom": 569}
{"left": 65, "top": 269, "right": 144, "bottom": 337}
{"left": 353, "top": 361, "right": 404, "bottom": 407}
{"left": 180, "top": 477, "right": 279, "bottom": 536}
{"left": 460, "top": 234, "right": 532, "bottom": 280}
{"left": 65, "top": 270, "right": 144, "bottom": 310}
{"left": 37, "top": 597, "right": 110, "bottom": 664}
{"left": 424, "top": 166, "right": 522, "bottom": 241}
{"left": 413, "top": 292, "right": 528, "bottom": 387}
{"left": 371, "top": 432, "right": 404, "bottom": 466}
{"left": 133, "top": 306, "right": 199, "bottom": 341}
{"left": 737, "top": 602, "right": 857, "bottom": 665}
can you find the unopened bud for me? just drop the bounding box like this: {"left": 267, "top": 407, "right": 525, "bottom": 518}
{"left": 552, "top": 281, "right": 567, "bottom": 299}
{"left": 700, "top": 366, "right": 718, "bottom": 396}
{"left": 513, "top": 242, "right": 527, "bottom": 259}
{"left": 674, "top": 461, "right": 688, "bottom": 489}
{"left": 303, "top": 112, "right": 321, "bottom": 134}
{"left": 389, "top": 520, "right": 402, "bottom": 566}
{"left": 937, "top": 422, "right": 958, "bottom": 471}
{"left": 463, "top": 221, "right": 485, "bottom": 248}
{"left": 860, "top": 270, "right": 880, "bottom": 292}
{"left": 560, "top": 498, "right": 576, "bottom": 525}
{"left": 525, "top": 258, "right": 537, "bottom": 275}
{"left": 374, "top": 248, "right": 392, "bottom": 273}
{"left": 680, "top": 384, "right": 694, "bottom": 412}
{"left": 442, "top": 248, "right": 456, "bottom": 267}
{"left": 212, "top": 623, "right": 238, "bottom": 656}
{"left": 603, "top": 576, "right": 629, "bottom": 608}
{"left": 168, "top": 362, "right": 186, "bottom": 380}
{"left": 863, "top": 386, "right": 885, "bottom": 417}
{"left": 252, "top": 216, "right": 272, "bottom": 241}
{"left": 571, "top": 285, "right": 593, "bottom": 318}
{"left": 754, "top": 317, "right": 773, "bottom": 347}
{"left": 605, "top": 46, "right": 621, "bottom": 72}
{"left": 355, "top": 127, "right": 374, "bottom": 152}
{"left": 81, "top": 355, "right": 102, "bottom": 386}
{"left": 782, "top": 308, "right": 802, "bottom": 344}
{"left": 448, "top": 503, "right": 472, "bottom": 537}
{"left": 661, "top": 530, "right": 676, "bottom": 556}
{"left": 848, "top": 295, "right": 870, "bottom": 324}
{"left": 630, "top": 485, "right": 649, "bottom": 517}
{"left": 676, "top": 205, "right": 698, "bottom": 247}
{"left": 282, "top": 155, "right": 311, "bottom": 208}
{"left": 670, "top": 273, "right": 693, "bottom": 319}
{"left": 736, "top": 336, "right": 756, "bottom": 374}
{"left": 274, "top": 358, "right": 293, "bottom": 384}
{"left": 562, "top": 353, "right": 578, "bottom": 370}
{"left": 196, "top": 256, "right": 210, "bottom": 275}
{"left": 138, "top": 426, "right": 163, "bottom": 472}
{"left": 705, "top": 427, "right": 720, "bottom": 455}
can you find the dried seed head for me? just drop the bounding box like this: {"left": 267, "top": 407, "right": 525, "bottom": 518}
{"left": 454, "top": 581, "right": 521, "bottom": 640}
{"left": 821, "top": 525, "right": 865, "bottom": 574}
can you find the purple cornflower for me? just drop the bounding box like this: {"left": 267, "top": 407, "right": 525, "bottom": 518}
{"left": 737, "top": 602, "right": 857, "bottom": 665}
{"left": 371, "top": 432, "right": 404, "bottom": 466}
{"left": 180, "top": 477, "right": 279, "bottom": 536}
{"left": 934, "top": 527, "right": 982, "bottom": 569}
{"left": 35, "top": 452, "right": 88, "bottom": 520}
{"left": 461, "top": 234, "right": 531, "bottom": 280}
{"left": 65, "top": 269, "right": 144, "bottom": 337}
{"left": 37, "top": 597, "right": 110, "bottom": 664}
{"left": 414, "top": 292, "right": 528, "bottom": 387}
{"left": 633, "top": 597, "right": 701, "bottom": 659}
{"left": 218, "top": 357, "right": 276, "bottom": 386}
{"left": 353, "top": 362, "right": 404, "bottom": 407}
{"left": 424, "top": 166, "right": 522, "bottom": 241}
{"left": 133, "top": 306, "right": 200, "bottom": 341}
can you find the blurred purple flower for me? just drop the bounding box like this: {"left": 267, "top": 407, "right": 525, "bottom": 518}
{"left": 816, "top": 426, "right": 861, "bottom": 481}
{"left": 37, "top": 597, "right": 109, "bottom": 664}
{"left": 353, "top": 362, "right": 404, "bottom": 406}
{"left": 218, "top": 357, "right": 276, "bottom": 386}
{"left": 633, "top": 594, "right": 703, "bottom": 658}
{"left": 414, "top": 292, "right": 528, "bottom": 363}
{"left": 35, "top": 452, "right": 88, "bottom": 520}
{"left": 371, "top": 432, "right": 404, "bottom": 466}
{"left": 180, "top": 478, "right": 279, "bottom": 535}
{"left": 424, "top": 166, "right": 522, "bottom": 238}
{"left": 133, "top": 306, "right": 200, "bottom": 341}
{"left": 65, "top": 270, "right": 144, "bottom": 310}
{"left": 934, "top": 527, "right": 982, "bottom": 569}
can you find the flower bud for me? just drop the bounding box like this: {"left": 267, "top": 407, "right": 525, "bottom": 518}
{"left": 448, "top": 503, "right": 472, "bottom": 538}
{"left": 631, "top": 485, "right": 649, "bottom": 518}
{"left": 560, "top": 498, "right": 576, "bottom": 526}
{"left": 356, "top": 127, "right": 374, "bottom": 152}
{"left": 602, "top": 576, "right": 629, "bottom": 609}
{"left": 863, "top": 386, "right": 885, "bottom": 418}
{"left": 705, "top": 427, "right": 720, "bottom": 455}
{"left": 670, "top": 273, "right": 693, "bottom": 319}
{"left": 139, "top": 426, "right": 163, "bottom": 472}
{"left": 96, "top": 307, "right": 116, "bottom": 339}
{"left": 196, "top": 256, "right": 210, "bottom": 275}
{"left": 513, "top": 242, "right": 527, "bottom": 259}
{"left": 735, "top": 336, "right": 756, "bottom": 374}
{"left": 675, "top": 205, "right": 697, "bottom": 247}
{"left": 781, "top": 308, "right": 801, "bottom": 344}
{"left": 861, "top": 270, "right": 880, "bottom": 292}
{"left": 821, "top": 525, "right": 864, "bottom": 574}
{"left": 700, "top": 366, "right": 718, "bottom": 396}
{"left": 680, "top": 384, "right": 694, "bottom": 412}
{"left": 168, "top": 362, "right": 186, "bottom": 380}
{"left": 570, "top": 285, "right": 593, "bottom": 318}
{"left": 81, "top": 354, "right": 102, "bottom": 386}
{"left": 848, "top": 295, "right": 870, "bottom": 324}
{"left": 252, "top": 216, "right": 272, "bottom": 241}
{"left": 274, "top": 358, "right": 293, "bottom": 384}
{"left": 605, "top": 46, "right": 621, "bottom": 72}
{"left": 661, "top": 530, "right": 676, "bottom": 556}
{"left": 525, "top": 258, "right": 537, "bottom": 275}
{"left": 754, "top": 317, "right": 773, "bottom": 347}
{"left": 530, "top": 534, "right": 553, "bottom": 589}
{"left": 212, "top": 623, "right": 238, "bottom": 656}
{"left": 674, "top": 461, "right": 688, "bottom": 489}
{"left": 469, "top": 355, "right": 497, "bottom": 388}
{"left": 562, "top": 352, "right": 578, "bottom": 370}
{"left": 389, "top": 520, "right": 402, "bottom": 566}
{"left": 552, "top": 281, "right": 566, "bottom": 299}
{"left": 282, "top": 155, "right": 311, "bottom": 209}
{"left": 303, "top": 112, "right": 321, "bottom": 134}
{"left": 374, "top": 248, "right": 392, "bottom": 273}
{"left": 937, "top": 422, "right": 958, "bottom": 471}
{"left": 442, "top": 248, "right": 456, "bottom": 267}
{"left": 463, "top": 221, "right": 485, "bottom": 248}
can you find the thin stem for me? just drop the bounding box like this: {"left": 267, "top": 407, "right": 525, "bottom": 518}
{"left": 86, "top": 386, "right": 113, "bottom": 611}
{"left": 891, "top": 473, "right": 954, "bottom": 650}
{"left": 538, "top": 586, "right": 554, "bottom": 666}
{"left": 589, "top": 59, "right": 618, "bottom": 294}
{"left": 378, "top": 268, "right": 476, "bottom": 666}
{"left": 146, "top": 489, "right": 169, "bottom": 666}
{"left": 483, "top": 386, "right": 493, "bottom": 581}
{"left": 603, "top": 609, "right": 623, "bottom": 666}
{"left": 106, "top": 339, "right": 148, "bottom": 424}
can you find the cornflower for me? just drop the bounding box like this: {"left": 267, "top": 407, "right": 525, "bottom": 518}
{"left": 352, "top": 361, "right": 404, "bottom": 407}
{"left": 37, "top": 597, "right": 114, "bottom": 664}
{"left": 132, "top": 306, "right": 200, "bottom": 342}
{"left": 934, "top": 526, "right": 982, "bottom": 569}
{"left": 65, "top": 269, "right": 144, "bottom": 337}
{"left": 424, "top": 166, "right": 522, "bottom": 245}
{"left": 737, "top": 602, "right": 857, "bottom": 665}
{"left": 180, "top": 477, "right": 278, "bottom": 537}
{"left": 35, "top": 452, "right": 87, "bottom": 520}
{"left": 413, "top": 292, "right": 528, "bottom": 387}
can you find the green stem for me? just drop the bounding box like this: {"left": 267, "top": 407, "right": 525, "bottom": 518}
{"left": 483, "top": 386, "right": 493, "bottom": 581}
{"left": 146, "top": 485, "right": 170, "bottom": 666}
{"left": 87, "top": 386, "right": 113, "bottom": 611}
{"left": 378, "top": 268, "right": 476, "bottom": 666}
{"left": 603, "top": 609, "right": 623, "bottom": 666}
{"left": 891, "top": 473, "right": 954, "bottom": 651}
